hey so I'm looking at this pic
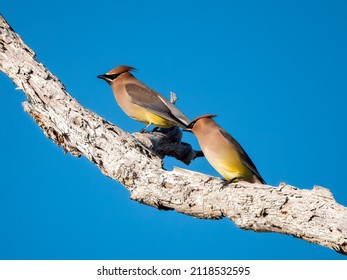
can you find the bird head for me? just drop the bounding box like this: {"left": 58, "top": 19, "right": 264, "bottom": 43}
{"left": 183, "top": 114, "right": 217, "bottom": 133}
{"left": 97, "top": 65, "right": 136, "bottom": 83}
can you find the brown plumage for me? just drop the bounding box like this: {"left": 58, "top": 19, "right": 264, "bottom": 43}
{"left": 186, "top": 114, "right": 265, "bottom": 184}
{"left": 97, "top": 65, "right": 191, "bottom": 131}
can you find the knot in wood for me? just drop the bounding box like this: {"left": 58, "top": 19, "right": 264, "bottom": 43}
{"left": 18, "top": 66, "right": 33, "bottom": 80}
{"left": 71, "top": 116, "right": 83, "bottom": 128}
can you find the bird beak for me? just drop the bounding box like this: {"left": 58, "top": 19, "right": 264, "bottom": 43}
{"left": 97, "top": 74, "right": 107, "bottom": 80}
{"left": 97, "top": 74, "right": 113, "bottom": 84}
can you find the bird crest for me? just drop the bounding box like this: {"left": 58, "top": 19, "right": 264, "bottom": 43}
{"left": 107, "top": 65, "right": 136, "bottom": 75}
{"left": 186, "top": 114, "right": 217, "bottom": 129}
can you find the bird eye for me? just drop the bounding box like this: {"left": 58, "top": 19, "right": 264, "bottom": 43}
{"left": 108, "top": 74, "right": 120, "bottom": 80}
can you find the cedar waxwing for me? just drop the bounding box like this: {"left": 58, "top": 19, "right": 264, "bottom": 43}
{"left": 97, "top": 65, "right": 191, "bottom": 131}
{"left": 186, "top": 114, "right": 266, "bottom": 184}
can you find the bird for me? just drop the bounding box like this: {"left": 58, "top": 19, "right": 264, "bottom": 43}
{"left": 185, "top": 114, "right": 266, "bottom": 184}
{"left": 97, "top": 65, "right": 191, "bottom": 132}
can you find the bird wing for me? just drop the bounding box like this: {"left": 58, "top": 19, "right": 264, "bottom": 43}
{"left": 125, "top": 83, "right": 191, "bottom": 127}
{"left": 219, "top": 129, "right": 266, "bottom": 184}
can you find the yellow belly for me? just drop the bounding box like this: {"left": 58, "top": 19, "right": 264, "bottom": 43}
{"left": 205, "top": 149, "right": 254, "bottom": 182}
{"left": 123, "top": 103, "right": 175, "bottom": 128}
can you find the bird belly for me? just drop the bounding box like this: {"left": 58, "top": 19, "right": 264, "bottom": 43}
{"left": 143, "top": 111, "right": 175, "bottom": 128}
{"left": 121, "top": 103, "right": 174, "bottom": 128}
{"left": 204, "top": 149, "right": 253, "bottom": 182}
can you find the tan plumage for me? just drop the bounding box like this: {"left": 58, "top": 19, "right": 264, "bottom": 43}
{"left": 187, "top": 114, "right": 265, "bottom": 184}
{"left": 97, "top": 65, "right": 191, "bottom": 131}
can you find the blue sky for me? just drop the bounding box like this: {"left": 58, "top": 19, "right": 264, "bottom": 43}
{"left": 1, "top": 0, "right": 346, "bottom": 259}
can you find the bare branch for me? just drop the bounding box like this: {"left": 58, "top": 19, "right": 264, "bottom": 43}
{"left": 1, "top": 15, "right": 346, "bottom": 255}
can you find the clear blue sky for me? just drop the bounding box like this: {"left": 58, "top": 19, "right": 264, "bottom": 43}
{"left": 1, "top": 0, "right": 346, "bottom": 259}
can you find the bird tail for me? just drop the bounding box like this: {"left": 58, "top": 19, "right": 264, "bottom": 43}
{"left": 253, "top": 174, "right": 266, "bottom": 184}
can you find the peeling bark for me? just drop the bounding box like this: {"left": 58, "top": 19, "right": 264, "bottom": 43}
{"left": 1, "top": 15, "right": 346, "bottom": 255}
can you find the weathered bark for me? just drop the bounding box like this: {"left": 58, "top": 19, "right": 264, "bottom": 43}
{"left": 1, "top": 15, "right": 346, "bottom": 255}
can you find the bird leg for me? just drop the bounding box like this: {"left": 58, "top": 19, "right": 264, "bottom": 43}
{"left": 221, "top": 176, "right": 243, "bottom": 188}
{"left": 140, "top": 123, "right": 152, "bottom": 133}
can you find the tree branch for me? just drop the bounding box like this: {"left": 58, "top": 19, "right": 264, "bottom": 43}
{"left": 1, "top": 15, "right": 346, "bottom": 255}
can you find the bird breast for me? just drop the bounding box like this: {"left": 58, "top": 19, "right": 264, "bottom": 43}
{"left": 200, "top": 130, "right": 246, "bottom": 180}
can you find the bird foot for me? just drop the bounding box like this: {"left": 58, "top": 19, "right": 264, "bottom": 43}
{"left": 221, "top": 176, "right": 242, "bottom": 189}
